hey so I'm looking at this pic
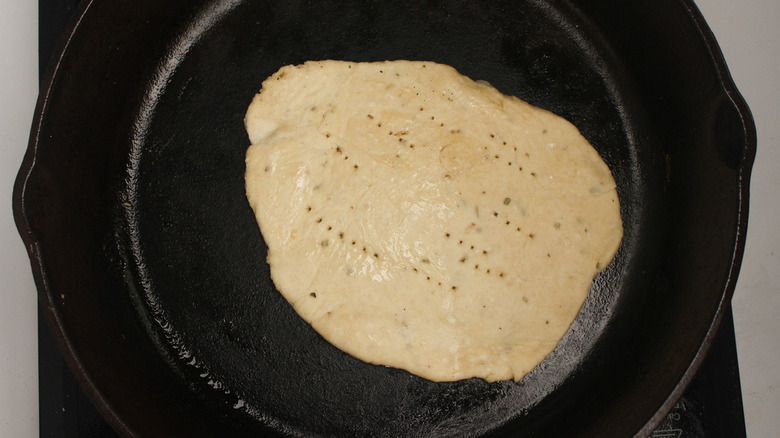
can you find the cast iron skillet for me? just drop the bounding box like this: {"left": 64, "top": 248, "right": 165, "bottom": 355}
{"left": 14, "top": 0, "right": 755, "bottom": 436}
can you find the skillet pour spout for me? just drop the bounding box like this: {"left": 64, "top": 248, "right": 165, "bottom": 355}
{"left": 14, "top": 0, "right": 755, "bottom": 436}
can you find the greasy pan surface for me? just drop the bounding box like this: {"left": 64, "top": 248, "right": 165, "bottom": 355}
{"left": 14, "top": 0, "right": 755, "bottom": 436}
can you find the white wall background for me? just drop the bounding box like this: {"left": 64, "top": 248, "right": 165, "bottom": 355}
{"left": 0, "top": 0, "right": 39, "bottom": 436}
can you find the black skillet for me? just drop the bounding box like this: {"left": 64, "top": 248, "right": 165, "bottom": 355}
{"left": 14, "top": 0, "right": 755, "bottom": 436}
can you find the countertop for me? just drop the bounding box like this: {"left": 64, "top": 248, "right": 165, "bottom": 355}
{"left": 1, "top": 0, "right": 777, "bottom": 436}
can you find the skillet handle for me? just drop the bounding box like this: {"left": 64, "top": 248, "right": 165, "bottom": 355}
{"left": 709, "top": 91, "right": 756, "bottom": 171}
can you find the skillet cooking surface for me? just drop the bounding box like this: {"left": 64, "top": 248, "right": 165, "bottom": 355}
{"left": 124, "top": 0, "right": 650, "bottom": 435}
{"left": 16, "top": 0, "right": 755, "bottom": 436}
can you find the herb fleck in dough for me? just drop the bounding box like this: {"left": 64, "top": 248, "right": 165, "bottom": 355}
{"left": 244, "top": 60, "right": 622, "bottom": 382}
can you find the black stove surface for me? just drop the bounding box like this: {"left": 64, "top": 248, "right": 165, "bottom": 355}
{"left": 37, "top": 1, "right": 746, "bottom": 436}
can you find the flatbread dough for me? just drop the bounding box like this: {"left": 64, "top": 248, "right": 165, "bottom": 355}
{"left": 244, "top": 60, "right": 622, "bottom": 382}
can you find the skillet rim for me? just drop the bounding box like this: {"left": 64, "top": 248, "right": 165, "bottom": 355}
{"left": 633, "top": 1, "right": 756, "bottom": 436}
{"left": 11, "top": 0, "right": 138, "bottom": 435}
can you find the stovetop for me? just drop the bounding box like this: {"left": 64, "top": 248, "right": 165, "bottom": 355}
{"left": 37, "top": 1, "right": 747, "bottom": 437}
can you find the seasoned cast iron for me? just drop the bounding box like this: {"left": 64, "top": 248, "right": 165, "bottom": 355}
{"left": 14, "top": 0, "right": 755, "bottom": 436}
